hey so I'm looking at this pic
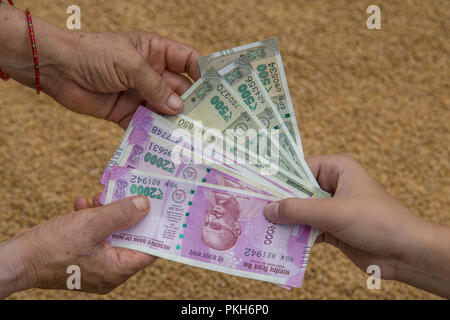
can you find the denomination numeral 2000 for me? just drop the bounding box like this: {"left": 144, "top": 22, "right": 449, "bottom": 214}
{"left": 264, "top": 224, "right": 276, "bottom": 245}
{"left": 144, "top": 152, "right": 175, "bottom": 174}
{"left": 129, "top": 184, "right": 163, "bottom": 199}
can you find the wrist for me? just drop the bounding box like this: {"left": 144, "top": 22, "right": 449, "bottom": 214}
{"left": 394, "top": 219, "right": 450, "bottom": 297}
{"left": 0, "top": 4, "right": 71, "bottom": 91}
{"left": 393, "top": 216, "right": 432, "bottom": 277}
{"left": 0, "top": 232, "right": 35, "bottom": 298}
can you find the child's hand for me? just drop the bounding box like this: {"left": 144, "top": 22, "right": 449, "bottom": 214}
{"left": 264, "top": 154, "right": 450, "bottom": 298}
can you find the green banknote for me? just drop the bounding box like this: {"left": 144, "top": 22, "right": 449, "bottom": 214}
{"left": 165, "top": 69, "right": 317, "bottom": 196}
{"left": 198, "top": 39, "right": 303, "bottom": 155}
{"left": 217, "top": 59, "right": 313, "bottom": 182}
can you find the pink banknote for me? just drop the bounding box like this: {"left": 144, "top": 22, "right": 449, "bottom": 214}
{"left": 104, "top": 167, "right": 315, "bottom": 288}
{"left": 99, "top": 133, "right": 274, "bottom": 203}
{"left": 99, "top": 136, "right": 274, "bottom": 204}
{"left": 99, "top": 106, "right": 171, "bottom": 186}
{"left": 100, "top": 106, "right": 300, "bottom": 197}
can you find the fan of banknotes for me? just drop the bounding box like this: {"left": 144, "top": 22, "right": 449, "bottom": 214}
{"left": 99, "top": 38, "right": 329, "bottom": 288}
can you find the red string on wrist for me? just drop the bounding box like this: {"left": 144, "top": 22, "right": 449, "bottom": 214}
{"left": 0, "top": 2, "right": 40, "bottom": 94}
{"left": 25, "top": 8, "right": 40, "bottom": 94}
{"left": 0, "top": 69, "right": 8, "bottom": 81}
{"left": 0, "top": 0, "right": 14, "bottom": 81}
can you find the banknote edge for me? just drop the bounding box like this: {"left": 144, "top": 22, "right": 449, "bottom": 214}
{"left": 110, "top": 240, "right": 303, "bottom": 288}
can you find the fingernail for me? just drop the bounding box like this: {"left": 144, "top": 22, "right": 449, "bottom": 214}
{"left": 131, "top": 196, "right": 150, "bottom": 212}
{"left": 265, "top": 202, "right": 280, "bottom": 221}
{"left": 167, "top": 94, "right": 183, "bottom": 112}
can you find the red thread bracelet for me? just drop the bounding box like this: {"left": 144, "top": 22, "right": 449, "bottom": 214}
{"left": 0, "top": 0, "right": 14, "bottom": 81}
{"left": 0, "top": 2, "right": 40, "bottom": 94}
{"left": 25, "top": 8, "right": 40, "bottom": 94}
{"left": 0, "top": 68, "right": 8, "bottom": 81}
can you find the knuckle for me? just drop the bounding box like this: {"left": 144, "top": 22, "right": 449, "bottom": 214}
{"left": 130, "top": 57, "right": 148, "bottom": 74}
{"left": 152, "top": 76, "right": 170, "bottom": 99}
{"left": 135, "top": 30, "right": 148, "bottom": 38}
{"left": 114, "top": 200, "right": 135, "bottom": 227}
{"left": 79, "top": 209, "right": 98, "bottom": 227}
{"left": 136, "top": 30, "right": 155, "bottom": 41}
{"left": 335, "top": 153, "right": 354, "bottom": 162}
{"left": 334, "top": 153, "right": 360, "bottom": 168}
{"left": 145, "top": 31, "right": 159, "bottom": 44}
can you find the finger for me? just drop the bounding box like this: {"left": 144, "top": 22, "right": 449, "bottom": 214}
{"left": 114, "top": 247, "right": 157, "bottom": 273}
{"left": 264, "top": 198, "right": 356, "bottom": 234}
{"left": 86, "top": 196, "right": 151, "bottom": 245}
{"left": 161, "top": 70, "right": 193, "bottom": 96}
{"left": 105, "top": 89, "right": 144, "bottom": 129}
{"left": 14, "top": 228, "right": 31, "bottom": 238}
{"left": 146, "top": 35, "right": 202, "bottom": 80}
{"left": 50, "top": 80, "right": 118, "bottom": 121}
{"left": 164, "top": 39, "right": 202, "bottom": 80}
{"left": 305, "top": 155, "right": 343, "bottom": 193}
{"left": 305, "top": 154, "right": 366, "bottom": 193}
{"left": 92, "top": 193, "right": 103, "bottom": 208}
{"left": 74, "top": 197, "right": 92, "bottom": 211}
{"left": 141, "top": 71, "right": 192, "bottom": 115}
{"left": 307, "top": 154, "right": 381, "bottom": 197}
{"left": 131, "top": 60, "right": 184, "bottom": 115}
{"left": 314, "top": 231, "right": 341, "bottom": 248}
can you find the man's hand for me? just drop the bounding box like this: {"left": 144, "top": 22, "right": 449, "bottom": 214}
{"left": 0, "top": 195, "right": 156, "bottom": 298}
{"left": 0, "top": 5, "right": 201, "bottom": 128}
{"left": 264, "top": 154, "right": 450, "bottom": 298}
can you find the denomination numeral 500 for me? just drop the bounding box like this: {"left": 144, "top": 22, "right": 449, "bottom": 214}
{"left": 257, "top": 64, "right": 271, "bottom": 86}
{"left": 238, "top": 84, "right": 257, "bottom": 111}
{"left": 210, "top": 95, "right": 232, "bottom": 122}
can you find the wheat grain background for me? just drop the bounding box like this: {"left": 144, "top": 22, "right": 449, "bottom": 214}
{"left": 1, "top": 0, "right": 448, "bottom": 299}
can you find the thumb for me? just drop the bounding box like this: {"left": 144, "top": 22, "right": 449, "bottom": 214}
{"left": 86, "top": 196, "right": 150, "bottom": 245}
{"left": 131, "top": 60, "right": 183, "bottom": 114}
{"left": 264, "top": 198, "right": 354, "bottom": 233}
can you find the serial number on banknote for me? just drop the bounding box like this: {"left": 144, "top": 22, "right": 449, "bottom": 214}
{"left": 257, "top": 63, "right": 281, "bottom": 94}
{"left": 216, "top": 84, "right": 239, "bottom": 107}
{"left": 151, "top": 125, "right": 182, "bottom": 144}
{"left": 148, "top": 141, "right": 172, "bottom": 157}
{"left": 176, "top": 118, "right": 206, "bottom": 137}
{"left": 244, "top": 248, "right": 277, "bottom": 259}
{"left": 130, "top": 175, "right": 161, "bottom": 185}
{"left": 239, "top": 76, "right": 265, "bottom": 110}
